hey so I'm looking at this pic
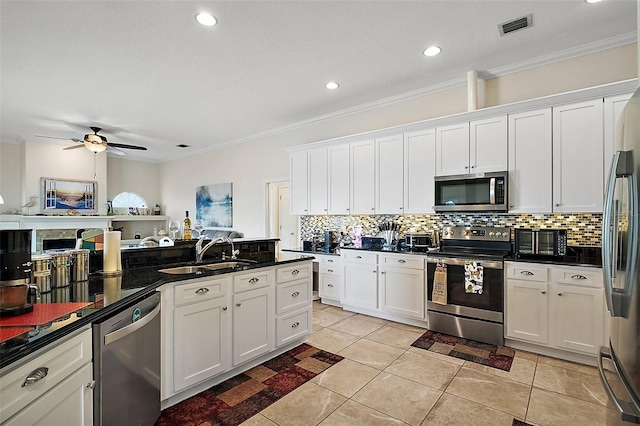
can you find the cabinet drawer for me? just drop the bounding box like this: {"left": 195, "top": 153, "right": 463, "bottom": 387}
{"left": 320, "top": 264, "right": 340, "bottom": 275}
{"left": 552, "top": 267, "right": 603, "bottom": 288}
{"left": 276, "top": 263, "right": 311, "bottom": 284}
{"left": 506, "top": 263, "right": 548, "bottom": 282}
{"left": 343, "top": 250, "right": 377, "bottom": 264}
{"left": 319, "top": 274, "right": 340, "bottom": 300}
{"left": 321, "top": 256, "right": 341, "bottom": 266}
{"left": 0, "top": 327, "right": 92, "bottom": 423}
{"left": 276, "top": 309, "right": 311, "bottom": 347}
{"left": 276, "top": 280, "right": 311, "bottom": 314}
{"left": 379, "top": 254, "right": 424, "bottom": 270}
{"left": 234, "top": 269, "right": 273, "bottom": 293}
{"left": 174, "top": 277, "right": 230, "bottom": 307}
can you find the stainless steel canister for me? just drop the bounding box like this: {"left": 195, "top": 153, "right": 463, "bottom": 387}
{"left": 31, "top": 253, "right": 52, "bottom": 293}
{"left": 68, "top": 249, "right": 90, "bottom": 282}
{"left": 47, "top": 250, "right": 71, "bottom": 288}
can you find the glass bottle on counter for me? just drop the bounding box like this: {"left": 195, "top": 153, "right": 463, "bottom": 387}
{"left": 183, "top": 210, "right": 192, "bottom": 239}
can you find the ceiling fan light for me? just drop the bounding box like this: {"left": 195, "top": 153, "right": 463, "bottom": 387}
{"left": 84, "top": 141, "right": 107, "bottom": 153}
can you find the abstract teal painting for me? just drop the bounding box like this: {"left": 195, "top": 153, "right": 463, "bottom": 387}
{"left": 196, "top": 183, "right": 233, "bottom": 227}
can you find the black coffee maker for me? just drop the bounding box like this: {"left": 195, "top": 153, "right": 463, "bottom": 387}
{"left": 0, "top": 229, "right": 34, "bottom": 315}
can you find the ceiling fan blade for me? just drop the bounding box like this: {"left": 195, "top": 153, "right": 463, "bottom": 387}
{"left": 63, "top": 144, "right": 86, "bottom": 151}
{"left": 35, "top": 135, "right": 75, "bottom": 142}
{"left": 106, "top": 146, "right": 126, "bottom": 156}
{"left": 107, "top": 142, "right": 147, "bottom": 151}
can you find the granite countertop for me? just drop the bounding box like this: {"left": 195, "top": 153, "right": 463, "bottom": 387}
{"left": 0, "top": 253, "right": 312, "bottom": 370}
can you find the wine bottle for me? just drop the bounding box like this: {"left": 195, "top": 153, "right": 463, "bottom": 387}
{"left": 183, "top": 210, "right": 192, "bottom": 239}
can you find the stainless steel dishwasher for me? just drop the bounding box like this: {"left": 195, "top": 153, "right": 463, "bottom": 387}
{"left": 93, "top": 291, "right": 161, "bottom": 426}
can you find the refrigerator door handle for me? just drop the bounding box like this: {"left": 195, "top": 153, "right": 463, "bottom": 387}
{"left": 598, "top": 346, "right": 640, "bottom": 423}
{"left": 603, "top": 152, "right": 622, "bottom": 315}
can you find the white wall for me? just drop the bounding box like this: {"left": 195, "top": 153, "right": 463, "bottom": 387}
{"left": 107, "top": 157, "right": 162, "bottom": 210}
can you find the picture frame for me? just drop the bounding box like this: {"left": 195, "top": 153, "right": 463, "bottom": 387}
{"left": 40, "top": 177, "right": 98, "bottom": 214}
{"left": 196, "top": 183, "right": 233, "bottom": 227}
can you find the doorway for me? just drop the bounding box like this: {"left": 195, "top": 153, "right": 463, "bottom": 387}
{"left": 267, "top": 181, "right": 298, "bottom": 252}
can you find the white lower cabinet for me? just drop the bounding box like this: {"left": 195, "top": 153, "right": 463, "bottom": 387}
{"left": 162, "top": 260, "right": 312, "bottom": 402}
{"left": 505, "top": 261, "right": 604, "bottom": 357}
{"left": 0, "top": 327, "right": 93, "bottom": 425}
{"left": 315, "top": 254, "right": 342, "bottom": 302}
{"left": 343, "top": 251, "right": 378, "bottom": 310}
{"left": 378, "top": 254, "right": 425, "bottom": 319}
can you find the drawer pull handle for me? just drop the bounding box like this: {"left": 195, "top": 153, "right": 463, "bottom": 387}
{"left": 356, "top": 256, "right": 362, "bottom": 259}
{"left": 328, "top": 284, "right": 334, "bottom": 287}
{"left": 571, "top": 274, "right": 587, "bottom": 280}
{"left": 397, "top": 259, "right": 406, "bottom": 263}
{"left": 291, "top": 269, "right": 300, "bottom": 275}
{"left": 249, "top": 278, "right": 259, "bottom": 284}
{"left": 541, "top": 291, "right": 546, "bottom": 294}
{"left": 223, "top": 306, "right": 228, "bottom": 311}
{"left": 558, "top": 293, "right": 563, "bottom": 296}
{"left": 236, "top": 303, "right": 242, "bottom": 307}
{"left": 87, "top": 380, "right": 96, "bottom": 389}
{"left": 381, "top": 271, "right": 386, "bottom": 274}
{"left": 327, "top": 269, "right": 334, "bottom": 273}
{"left": 328, "top": 259, "right": 334, "bottom": 263}
{"left": 520, "top": 271, "right": 534, "bottom": 276}
{"left": 195, "top": 288, "right": 209, "bottom": 294}
{"left": 292, "top": 291, "right": 300, "bottom": 297}
{"left": 291, "top": 322, "right": 300, "bottom": 328}
{"left": 22, "top": 367, "right": 49, "bottom": 387}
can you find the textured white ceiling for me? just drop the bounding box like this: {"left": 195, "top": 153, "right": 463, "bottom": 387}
{"left": 1, "top": 0, "right": 636, "bottom": 163}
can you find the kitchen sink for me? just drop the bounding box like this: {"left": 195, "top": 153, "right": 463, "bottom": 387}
{"left": 158, "top": 260, "right": 254, "bottom": 275}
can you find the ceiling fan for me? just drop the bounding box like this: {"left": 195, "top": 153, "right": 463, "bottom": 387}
{"left": 36, "top": 126, "right": 147, "bottom": 156}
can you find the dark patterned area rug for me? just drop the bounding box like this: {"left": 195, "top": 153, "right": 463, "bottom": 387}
{"left": 411, "top": 330, "right": 515, "bottom": 372}
{"left": 156, "top": 343, "right": 343, "bottom": 426}
{"left": 513, "top": 419, "right": 534, "bottom": 426}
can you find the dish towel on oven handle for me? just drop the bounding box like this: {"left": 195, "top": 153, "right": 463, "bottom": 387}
{"left": 465, "top": 261, "right": 483, "bottom": 294}
{"left": 432, "top": 262, "right": 447, "bottom": 305}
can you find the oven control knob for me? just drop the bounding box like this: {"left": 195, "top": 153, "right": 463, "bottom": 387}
{"left": 489, "top": 231, "right": 495, "bottom": 237}
{"left": 502, "top": 232, "right": 509, "bottom": 237}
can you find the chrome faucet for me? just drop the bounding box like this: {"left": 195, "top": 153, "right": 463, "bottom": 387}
{"left": 196, "top": 235, "right": 238, "bottom": 263}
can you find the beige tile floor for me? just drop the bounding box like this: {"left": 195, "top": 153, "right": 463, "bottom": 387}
{"left": 242, "top": 301, "right": 622, "bottom": 426}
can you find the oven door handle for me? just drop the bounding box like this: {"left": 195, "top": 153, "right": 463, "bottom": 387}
{"left": 427, "top": 257, "right": 503, "bottom": 270}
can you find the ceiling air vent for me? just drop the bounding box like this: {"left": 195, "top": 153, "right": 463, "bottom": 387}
{"left": 498, "top": 14, "right": 533, "bottom": 36}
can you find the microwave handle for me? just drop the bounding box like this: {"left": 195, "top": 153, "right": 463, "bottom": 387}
{"left": 489, "top": 178, "right": 495, "bottom": 204}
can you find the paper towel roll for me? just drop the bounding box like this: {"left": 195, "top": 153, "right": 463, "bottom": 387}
{"left": 103, "top": 230, "right": 122, "bottom": 273}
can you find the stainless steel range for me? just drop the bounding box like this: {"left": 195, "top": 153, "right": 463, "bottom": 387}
{"left": 426, "top": 226, "right": 511, "bottom": 346}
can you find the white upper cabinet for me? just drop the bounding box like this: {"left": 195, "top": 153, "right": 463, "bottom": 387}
{"left": 508, "top": 108, "right": 553, "bottom": 213}
{"left": 435, "top": 122, "right": 469, "bottom": 176}
{"left": 375, "top": 134, "right": 404, "bottom": 214}
{"left": 470, "top": 116, "right": 508, "bottom": 174}
{"left": 404, "top": 128, "right": 436, "bottom": 213}
{"left": 307, "top": 148, "right": 328, "bottom": 215}
{"left": 289, "top": 151, "right": 309, "bottom": 215}
{"left": 328, "top": 144, "right": 350, "bottom": 215}
{"left": 604, "top": 93, "right": 633, "bottom": 177}
{"left": 435, "top": 117, "right": 507, "bottom": 176}
{"left": 350, "top": 139, "right": 376, "bottom": 215}
{"left": 552, "top": 99, "right": 604, "bottom": 213}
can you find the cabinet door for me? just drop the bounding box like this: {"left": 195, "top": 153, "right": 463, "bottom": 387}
{"left": 378, "top": 266, "right": 425, "bottom": 319}
{"left": 174, "top": 297, "right": 231, "bottom": 391}
{"left": 404, "top": 129, "right": 436, "bottom": 213}
{"left": 308, "top": 148, "right": 328, "bottom": 215}
{"left": 343, "top": 262, "right": 378, "bottom": 310}
{"left": 552, "top": 284, "right": 604, "bottom": 355}
{"left": 328, "top": 144, "right": 351, "bottom": 215}
{"left": 233, "top": 286, "right": 275, "bottom": 366}
{"left": 470, "top": 116, "right": 507, "bottom": 173}
{"left": 552, "top": 99, "right": 604, "bottom": 212}
{"left": 289, "top": 151, "right": 308, "bottom": 214}
{"left": 604, "top": 93, "right": 633, "bottom": 173}
{"left": 505, "top": 279, "right": 548, "bottom": 344}
{"left": 3, "top": 363, "right": 93, "bottom": 426}
{"left": 435, "top": 122, "right": 470, "bottom": 176}
{"left": 508, "top": 108, "right": 552, "bottom": 213}
{"left": 350, "top": 139, "right": 376, "bottom": 214}
{"left": 375, "top": 134, "right": 404, "bottom": 214}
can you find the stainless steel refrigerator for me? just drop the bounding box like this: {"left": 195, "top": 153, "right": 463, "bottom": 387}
{"left": 599, "top": 85, "right": 640, "bottom": 424}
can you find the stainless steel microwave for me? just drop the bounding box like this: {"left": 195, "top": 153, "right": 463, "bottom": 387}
{"left": 434, "top": 171, "right": 508, "bottom": 212}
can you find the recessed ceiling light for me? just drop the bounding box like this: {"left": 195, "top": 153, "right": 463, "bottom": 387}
{"left": 585, "top": 0, "right": 602, "bottom": 3}
{"left": 195, "top": 13, "right": 217, "bottom": 26}
{"left": 325, "top": 82, "right": 339, "bottom": 90}
{"left": 423, "top": 46, "right": 442, "bottom": 57}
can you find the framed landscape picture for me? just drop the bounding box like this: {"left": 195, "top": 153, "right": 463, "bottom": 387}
{"left": 196, "top": 183, "right": 233, "bottom": 227}
{"left": 41, "top": 177, "right": 97, "bottom": 214}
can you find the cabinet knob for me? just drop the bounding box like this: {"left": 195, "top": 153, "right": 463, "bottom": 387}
{"left": 236, "top": 303, "right": 242, "bottom": 307}
{"left": 328, "top": 259, "right": 334, "bottom": 263}
{"left": 541, "top": 291, "right": 546, "bottom": 294}
{"left": 373, "top": 270, "right": 377, "bottom": 273}
{"left": 22, "top": 367, "right": 49, "bottom": 387}
{"left": 327, "top": 269, "right": 334, "bottom": 273}
{"left": 557, "top": 293, "right": 563, "bottom": 296}
{"left": 397, "top": 259, "right": 406, "bottom": 263}
{"left": 249, "top": 278, "right": 259, "bottom": 284}
{"left": 571, "top": 274, "right": 587, "bottom": 280}
{"left": 291, "top": 322, "right": 300, "bottom": 328}
{"left": 328, "top": 284, "right": 334, "bottom": 287}
{"left": 555, "top": 203, "right": 560, "bottom": 207}
{"left": 471, "top": 165, "right": 476, "bottom": 169}
{"left": 87, "top": 380, "right": 96, "bottom": 389}
{"left": 346, "top": 208, "right": 350, "bottom": 211}
{"left": 292, "top": 291, "right": 300, "bottom": 297}
{"left": 356, "top": 256, "right": 362, "bottom": 259}
{"left": 371, "top": 208, "right": 375, "bottom": 211}
{"left": 381, "top": 271, "right": 386, "bottom": 274}
{"left": 223, "top": 306, "right": 228, "bottom": 311}
{"left": 520, "top": 271, "right": 534, "bottom": 276}
{"left": 324, "top": 209, "right": 327, "bottom": 211}
{"left": 291, "top": 269, "right": 300, "bottom": 275}
{"left": 510, "top": 204, "right": 514, "bottom": 208}
{"left": 464, "top": 166, "right": 469, "bottom": 170}
{"left": 195, "top": 288, "right": 209, "bottom": 294}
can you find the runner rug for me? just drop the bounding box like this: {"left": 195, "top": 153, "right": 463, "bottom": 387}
{"left": 156, "top": 343, "right": 343, "bottom": 426}
{"left": 411, "top": 330, "right": 515, "bottom": 372}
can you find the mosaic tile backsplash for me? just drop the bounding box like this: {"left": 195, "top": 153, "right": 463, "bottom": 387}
{"left": 300, "top": 213, "right": 603, "bottom": 247}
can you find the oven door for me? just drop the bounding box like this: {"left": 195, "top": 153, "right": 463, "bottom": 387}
{"left": 427, "top": 257, "right": 504, "bottom": 321}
